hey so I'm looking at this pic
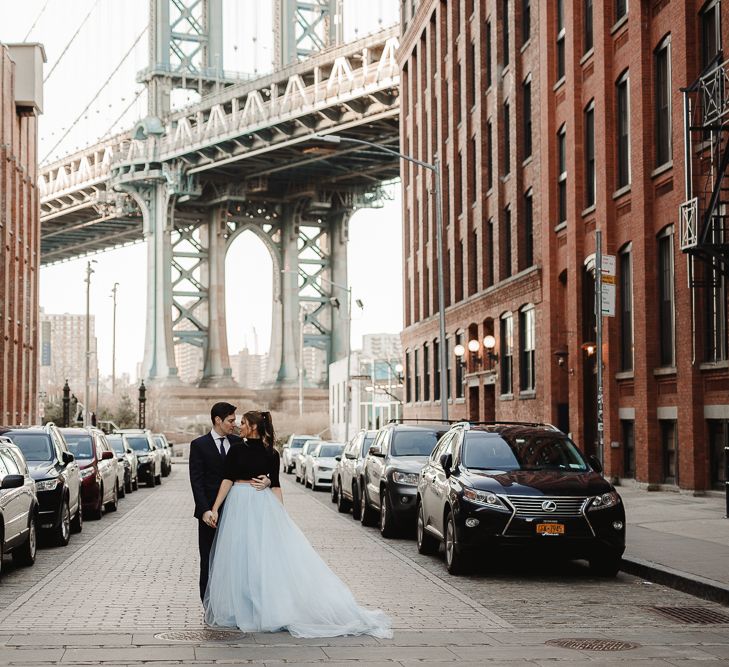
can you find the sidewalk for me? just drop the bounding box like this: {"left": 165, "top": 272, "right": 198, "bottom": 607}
{"left": 619, "top": 484, "right": 729, "bottom": 604}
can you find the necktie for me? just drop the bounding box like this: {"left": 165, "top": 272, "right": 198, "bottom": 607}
{"left": 218, "top": 438, "right": 226, "bottom": 460}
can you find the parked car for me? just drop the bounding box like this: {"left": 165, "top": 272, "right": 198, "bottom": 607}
{"left": 0, "top": 436, "right": 38, "bottom": 576}
{"left": 416, "top": 422, "right": 626, "bottom": 576}
{"left": 294, "top": 439, "right": 320, "bottom": 484}
{"left": 119, "top": 430, "right": 161, "bottom": 487}
{"left": 331, "top": 429, "right": 377, "bottom": 518}
{"left": 359, "top": 421, "right": 449, "bottom": 537}
{"left": 61, "top": 428, "right": 119, "bottom": 520}
{"left": 282, "top": 434, "right": 316, "bottom": 474}
{"left": 1, "top": 423, "right": 82, "bottom": 544}
{"left": 304, "top": 442, "right": 345, "bottom": 491}
{"left": 152, "top": 433, "right": 172, "bottom": 477}
{"left": 107, "top": 433, "right": 139, "bottom": 493}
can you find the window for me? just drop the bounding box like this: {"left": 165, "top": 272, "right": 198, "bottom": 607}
{"left": 658, "top": 227, "right": 675, "bottom": 367}
{"left": 616, "top": 71, "right": 631, "bottom": 188}
{"left": 487, "top": 120, "right": 494, "bottom": 188}
{"left": 583, "top": 0, "right": 593, "bottom": 53}
{"left": 456, "top": 61, "right": 462, "bottom": 124}
{"left": 524, "top": 189, "right": 534, "bottom": 267}
{"left": 615, "top": 0, "right": 627, "bottom": 22}
{"left": 584, "top": 101, "right": 595, "bottom": 207}
{"left": 405, "top": 350, "right": 412, "bottom": 403}
{"left": 414, "top": 348, "right": 420, "bottom": 402}
{"left": 519, "top": 306, "right": 536, "bottom": 391}
{"left": 487, "top": 217, "right": 495, "bottom": 286}
{"left": 556, "top": 0, "right": 565, "bottom": 81}
{"left": 455, "top": 332, "right": 465, "bottom": 398}
{"left": 486, "top": 20, "right": 493, "bottom": 87}
{"left": 701, "top": 1, "right": 720, "bottom": 70}
{"left": 621, "top": 420, "right": 635, "bottom": 478}
{"left": 503, "top": 0, "right": 510, "bottom": 68}
{"left": 423, "top": 343, "right": 431, "bottom": 401}
{"left": 470, "top": 229, "right": 479, "bottom": 294}
{"left": 660, "top": 419, "right": 678, "bottom": 485}
{"left": 705, "top": 217, "right": 728, "bottom": 362}
{"left": 522, "top": 0, "right": 530, "bottom": 45}
{"left": 433, "top": 339, "right": 441, "bottom": 401}
{"left": 619, "top": 245, "right": 634, "bottom": 371}
{"left": 500, "top": 313, "right": 513, "bottom": 395}
{"left": 523, "top": 77, "right": 532, "bottom": 159}
{"left": 503, "top": 101, "right": 511, "bottom": 175}
{"left": 469, "top": 42, "right": 477, "bottom": 108}
{"left": 471, "top": 136, "right": 478, "bottom": 204}
{"left": 446, "top": 337, "right": 452, "bottom": 399}
{"left": 503, "top": 206, "right": 512, "bottom": 279}
{"left": 655, "top": 36, "right": 672, "bottom": 167}
{"left": 708, "top": 420, "right": 728, "bottom": 489}
{"left": 558, "top": 125, "right": 567, "bottom": 223}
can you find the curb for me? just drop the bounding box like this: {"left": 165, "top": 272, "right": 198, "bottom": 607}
{"left": 621, "top": 556, "right": 729, "bottom": 606}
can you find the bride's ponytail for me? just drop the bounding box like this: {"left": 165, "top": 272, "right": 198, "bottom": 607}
{"left": 244, "top": 410, "right": 276, "bottom": 449}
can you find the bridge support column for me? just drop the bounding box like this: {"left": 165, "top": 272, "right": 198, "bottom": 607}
{"left": 329, "top": 211, "right": 350, "bottom": 364}
{"left": 200, "top": 208, "right": 235, "bottom": 387}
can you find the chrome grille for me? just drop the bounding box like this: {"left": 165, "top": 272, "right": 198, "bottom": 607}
{"left": 506, "top": 496, "right": 587, "bottom": 517}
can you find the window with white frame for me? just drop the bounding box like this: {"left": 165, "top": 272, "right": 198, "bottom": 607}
{"left": 519, "top": 305, "right": 536, "bottom": 391}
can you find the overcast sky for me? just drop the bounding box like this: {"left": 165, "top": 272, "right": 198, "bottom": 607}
{"left": 2, "top": 0, "right": 403, "bottom": 379}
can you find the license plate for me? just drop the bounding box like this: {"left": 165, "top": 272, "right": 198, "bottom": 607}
{"left": 536, "top": 523, "right": 565, "bottom": 535}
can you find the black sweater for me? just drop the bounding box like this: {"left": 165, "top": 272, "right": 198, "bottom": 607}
{"left": 223, "top": 439, "right": 280, "bottom": 488}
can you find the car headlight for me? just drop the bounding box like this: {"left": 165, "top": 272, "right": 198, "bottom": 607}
{"left": 392, "top": 471, "right": 419, "bottom": 486}
{"left": 138, "top": 455, "right": 151, "bottom": 462}
{"left": 35, "top": 478, "right": 60, "bottom": 491}
{"left": 80, "top": 467, "right": 96, "bottom": 480}
{"left": 462, "top": 486, "right": 509, "bottom": 511}
{"left": 588, "top": 491, "right": 620, "bottom": 511}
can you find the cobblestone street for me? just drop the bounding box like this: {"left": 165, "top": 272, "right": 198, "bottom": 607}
{"left": 1, "top": 465, "right": 728, "bottom": 665}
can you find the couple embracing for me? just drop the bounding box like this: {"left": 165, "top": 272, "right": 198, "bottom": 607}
{"left": 189, "top": 402, "right": 392, "bottom": 638}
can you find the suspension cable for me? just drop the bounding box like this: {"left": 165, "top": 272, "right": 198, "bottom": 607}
{"left": 44, "top": 0, "right": 102, "bottom": 83}
{"left": 100, "top": 88, "right": 145, "bottom": 140}
{"left": 23, "top": 0, "right": 52, "bottom": 41}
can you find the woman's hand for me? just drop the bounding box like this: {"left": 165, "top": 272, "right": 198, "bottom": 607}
{"left": 209, "top": 509, "right": 219, "bottom": 528}
{"left": 250, "top": 475, "right": 271, "bottom": 491}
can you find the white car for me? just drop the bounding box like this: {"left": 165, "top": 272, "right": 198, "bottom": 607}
{"left": 282, "top": 434, "right": 316, "bottom": 474}
{"left": 304, "top": 442, "right": 345, "bottom": 491}
{"left": 294, "top": 439, "right": 320, "bottom": 484}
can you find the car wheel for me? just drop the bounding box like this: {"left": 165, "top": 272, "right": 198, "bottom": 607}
{"left": 132, "top": 475, "right": 139, "bottom": 491}
{"left": 13, "top": 515, "right": 37, "bottom": 567}
{"left": 118, "top": 479, "right": 126, "bottom": 499}
{"left": 148, "top": 471, "right": 155, "bottom": 488}
{"left": 125, "top": 474, "right": 133, "bottom": 494}
{"left": 54, "top": 499, "right": 71, "bottom": 547}
{"left": 0, "top": 538, "right": 3, "bottom": 578}
{"left": 90, "top": 486, "right": 103, "bottom": 520}
{"left": 154, "top": 471, "right": 162, "bottom": 485}
{"left": 351, "top": 483, "right": 361, "bottom": 520}
{"left": 379, "top": 490, "right": 398, "bottom": 538}
{"left": 70, "top": 503, "right": 83, "bottom": 534}
{"left": 417, "top": 501, "right": 439, "bottom": 555}
{"left": 330, "top": 480, "right": 338, "bottom": 503}
{"left": 105, "top": 483, "right": 118, "bottom": 513}
{"left": 359, "top": 483, "right": 377, "bottom": 527}
{"left": 337, "top": 484, "right": 352, "bottom": 513}
{"left": 305, "top": 473, "right": 312, "bottom": 489}
{"left": 589, "top": 552, "right": 622, "bottom": 578}
{"left": 444, "top": 511, "right": 470, "bottom": 575}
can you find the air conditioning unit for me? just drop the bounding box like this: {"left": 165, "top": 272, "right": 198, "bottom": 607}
{"left": 6, "top": 43, "right": 46, "bottom": 115}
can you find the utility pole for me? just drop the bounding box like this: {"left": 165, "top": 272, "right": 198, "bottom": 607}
{"left": 111, "top": 282, "right": 119, "bottom": 395}
{"left": 84, "top": 260, "right": 96, "bottom": 427}
{"left": 595, "top": 231, "right": 604, "bottom": 467}
{"left": 298, "top": 307, "right": 305, "bottom": 417}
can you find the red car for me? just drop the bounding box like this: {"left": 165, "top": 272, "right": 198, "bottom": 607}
{"left": 61, "top": 428, "right": 119, "bottom": 520}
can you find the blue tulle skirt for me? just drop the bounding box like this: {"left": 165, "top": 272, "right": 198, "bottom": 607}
{"left": 203, "top": 484, "right": 392, "bottom": 638}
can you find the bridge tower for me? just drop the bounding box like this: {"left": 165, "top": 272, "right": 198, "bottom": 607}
{"left": 124, "top": 0, "right": 350, "bottom": 390}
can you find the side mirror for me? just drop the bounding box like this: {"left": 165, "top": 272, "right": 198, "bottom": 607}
{"left": 62, "top": 451, "right": 75, "bottom": 464}
{"left": 126, "top": 448, "right": 133, "bottom": 454}
{"left": 101, "top": 450, "right": 114, "bottom": 460}
{"left": 369, "top": 445, "right": 383, "bottom": 457}
{"left": 335, "top": 455, "right": 342, "bottom": 462}
{"left": 588, "top": 454, "right": 603, "bottom": 473}
{"left": 1, "top": 474, "right": 24, "bottom": 489}
{"left": 439, "top": 453, "right": 453, "bottom": 478}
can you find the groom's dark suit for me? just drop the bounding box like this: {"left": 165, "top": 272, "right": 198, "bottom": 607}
{"left": 189, "top": 431, "right": 241, "bottom": 601}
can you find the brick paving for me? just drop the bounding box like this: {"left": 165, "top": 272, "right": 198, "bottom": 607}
{"left": 0, "top": 464, "right": 727, "bottom": 665}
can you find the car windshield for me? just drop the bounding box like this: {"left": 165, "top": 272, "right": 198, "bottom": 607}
{"left": 9, "top": 433, "right": 53, "bottom": 462}
{"left": 291, "top": 438, "right": 309, "bottom": 449}
{"left": 107, "top": 436, "right": 125, "bottom": 455}
{"left": 317, "top": 445, "right": 344, "bottom": 458}
{"left": 127, "top": 436, "right": 151, "bottom": 452}
{"left": 63, "top": 434, "right": 94, "bottom": 459}
{"left": 361, "top": 436, "right": 375, "bottom": 456}
{"left": 154, "top": 437, "right": 165, "bottom": 448}
{"left": 391, "top": 431, "right": 439, "bottom": 457}
{"left": 462, "top": 433, "right": 590, "bottom": 472}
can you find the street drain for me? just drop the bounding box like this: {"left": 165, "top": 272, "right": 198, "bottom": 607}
{"left": 546, "top": 638, "right": 640, "bottom": 651}
{"left": 155, "top": 630, "right": 246, "bottom": 642}
{"left": 647, "top": 606, "right": 729, "bottom": 625}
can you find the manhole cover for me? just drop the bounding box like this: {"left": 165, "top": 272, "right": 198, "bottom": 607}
{"left": 155, "top": 630, "right": 246, "bottom": 642}
{"left": 546, "top": 638, "right": 640, "bottom": 651}
{"left": 648, "top": 606, "right": 729, "bottom": 625}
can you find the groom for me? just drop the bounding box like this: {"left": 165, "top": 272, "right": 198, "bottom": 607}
{"left": 189, "top": 402, "right": 270, "bottom": 602}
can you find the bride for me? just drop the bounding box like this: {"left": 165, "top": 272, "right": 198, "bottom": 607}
{"left": 204, "top": 410, "right": 392, "bottom": 638}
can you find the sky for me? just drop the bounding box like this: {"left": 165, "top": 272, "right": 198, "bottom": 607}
{"left": 1, "top": 0, "right": 403, "bottom": 379}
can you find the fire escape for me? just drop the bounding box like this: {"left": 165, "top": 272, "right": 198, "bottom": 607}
{"left": 680, "top": 56, "right": 729, "bottom": 284}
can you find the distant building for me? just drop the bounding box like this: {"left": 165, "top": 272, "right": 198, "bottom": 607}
{"left": 174, "top": 301, "right": 207, "bottom": 384}
{"left": 362, "top": 333, "right": 402, "bottom": 361}
{"left": 232, "top": 348, "right": 268, "bottom": 389}
{"left": 0, "top": 43, "right": 45, "bottom": 425}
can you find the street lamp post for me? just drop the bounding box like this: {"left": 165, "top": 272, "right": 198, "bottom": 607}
{"left": 311, "top": 134, "right": 449, "bottom": 420}
{"left": 84, "top": 260, "right": 96, "bottom": 427}
{"left": 111, "top": 282, "right": 119, "bottom": 395}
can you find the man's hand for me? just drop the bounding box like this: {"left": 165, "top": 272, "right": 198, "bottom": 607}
{"left": 209, "top": 509, "right": 219, "bottom": 528}
{"left": 202, "top": 510, "right": 214, "bottom": 527}
{"left": 250, "top": 475, "right": 271, "bottom": 491}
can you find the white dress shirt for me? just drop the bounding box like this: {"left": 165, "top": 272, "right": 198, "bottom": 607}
{"left": 209, "top": 430, "right": 231, "bottom": 456}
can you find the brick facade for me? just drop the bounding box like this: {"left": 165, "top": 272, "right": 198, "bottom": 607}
{"left": 0, "top": 44, "right": 42, "bottom": 425}
{"left": 399, "top": 1, "right": 729, "bottom": 492}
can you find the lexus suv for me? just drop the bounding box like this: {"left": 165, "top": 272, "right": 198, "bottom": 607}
{"left": 359, "top": 421, "right": 450, "bottom": 537}
{"left": 1, "top": 424, "right": 82, "bottom": 545}
{"left": 416, "top": 422, "right": 626, "bottom": 576}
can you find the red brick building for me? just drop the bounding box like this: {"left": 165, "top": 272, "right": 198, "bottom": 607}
{"left": 0, "top": 43, "right": 45, "bottom": 425}
{"left": 398, "top": 1, "right": 728, "bottom": 492}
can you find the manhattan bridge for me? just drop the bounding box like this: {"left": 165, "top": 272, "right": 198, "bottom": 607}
{"left": 39, "top": 0, "right": 401, "bottom": 415}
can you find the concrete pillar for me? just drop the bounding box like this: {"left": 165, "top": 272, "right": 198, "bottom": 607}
{"left": 329, "top": 211, "right": 350, "bottom": 364}
{"left": 200, "top": 207, "right": 235, "bottom": 387}
{"left": 273, "top": 208, "right": 300, "bottom": 384}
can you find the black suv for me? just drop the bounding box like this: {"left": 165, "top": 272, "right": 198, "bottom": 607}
{"left": 416, "top": 422, "right": 626, "bottom": 576}
{"left": 359, "top": 421, "right": 451, "bottom": 537}
{"left": 0, "top": 424, "right": 82, "bottom": 545}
